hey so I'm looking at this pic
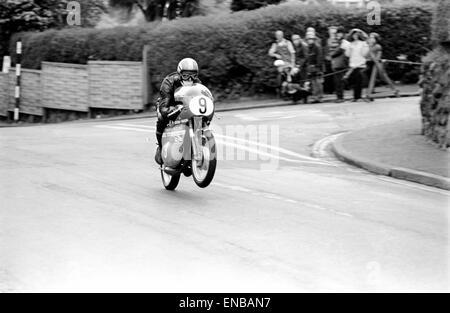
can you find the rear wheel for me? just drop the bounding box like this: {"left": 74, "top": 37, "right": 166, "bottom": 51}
{"left": 161, "top": 169, "right": 181, "bottom": 190}
{"left": 192, "top": 133, "right": 217, "bottom": 188}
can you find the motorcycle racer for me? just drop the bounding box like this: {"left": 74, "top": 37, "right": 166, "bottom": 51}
{"left": 155, "top": 58, "right": 202, "bottom": 165}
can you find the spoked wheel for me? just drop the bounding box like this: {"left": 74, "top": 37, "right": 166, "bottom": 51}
{"left": 160, "top": 168, "right": 181, "bottom": 191}
{"left": 192, "top": 132, "right": 217, "bottom": 188}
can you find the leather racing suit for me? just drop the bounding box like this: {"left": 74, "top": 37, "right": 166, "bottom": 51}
{"left": 156, "top": 72, "right": 202, "bottom": 147}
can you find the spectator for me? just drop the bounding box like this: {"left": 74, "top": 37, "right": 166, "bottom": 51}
{"left": 324, "top": 26, "right": 338, "bottom": 94}
{"left": 291, "top": 34, "right": 308, "bottom": 81}
{"left": 269, "top": 30, "right": 296, "bottom": 69}
{"left": 345, "top": 28, "right": 370, "bottom": 102}
{"left": 329, "top": 26, "right": 350, "bottom": 102}
{"left": 269, "top": 30, "right": 296, "bottom": 97}
{"left": 305, "top": 31, "right": 324, "bottom": 103}
{"left": 306, "top": 27, "right": 322, "bottom": 46}
{"left": 306, "top": 27, "right": 325, "bottom": 102}
{"left": 366, "top": 32, "right": 399, "bottom": 100}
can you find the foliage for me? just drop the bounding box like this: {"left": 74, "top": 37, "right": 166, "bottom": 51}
{"left": 108, "top": 0, "right": 200, "bottom": 21}
{"left": 230, "top": 0, "right": 284, "bottom": 12}
{"left": 0, "top": 0, "right": 106, "bottom": 60}
{"left": 431, "top": 0, "right": 450, "bottom": 44}
{"left": 12, "top": 2, "right": 434, "bottom": 99}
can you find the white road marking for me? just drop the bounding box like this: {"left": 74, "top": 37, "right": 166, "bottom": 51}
{"left": 100, "top": 123, "right": 447, "bottom": 195}
{"left": 214, "top": 182, "right": 354, "bottom": 218}
{"left": 95, "top": 125, "right": 154, "bottom": 132}
{"left": 234, "top": 110, "right": 327, "bottom": 122}
{"left": 95, "top": 124, "right": 333, "bottom": 166}
{"left": 312, "top": 132, "right": 346, "bottom": 159}
{"left": 216, "top": 133, "right": 334, "bottom": 164}
{"left": 117, "top": 123, "right": 155, "bottom": 129}
{"left": 215, "top": 138, "right": 331, "bottom": 165}
{"left": 234, "top": 114, "right": 259, "bottom": 121}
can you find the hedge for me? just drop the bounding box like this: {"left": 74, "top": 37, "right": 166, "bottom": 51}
{"left": 420, "top": 0, "right": 450, "bottom": 149}
{"left": 231, "top": 0, "right": 285, "bottom": 12}
{"left": 432, "top": 0, "right": 450, "bottom": 44}
{"left": 10, "top": 2, "right": 434, "bottom": 100}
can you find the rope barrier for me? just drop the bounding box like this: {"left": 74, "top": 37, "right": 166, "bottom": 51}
{"left": 279, "top": 58, "right": 422, "bottom": 87}
{"left": 282, "top": 68, "right": 348, "bottom": 85}
{"left": 381, "top": 59, "right": 423, "bottom": 66}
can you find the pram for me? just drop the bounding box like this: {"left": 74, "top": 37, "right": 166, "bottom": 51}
{"left": 275, "top": 60, "right": 312, "bottom": 104}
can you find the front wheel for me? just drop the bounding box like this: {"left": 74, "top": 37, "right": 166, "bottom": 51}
{"left": 192, "top": 132, "right": 217, "bottom": 188}
{"left": 161, "top": 169, "right": 181, "bottom": 190}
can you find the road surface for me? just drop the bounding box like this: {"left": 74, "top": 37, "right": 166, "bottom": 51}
{"left": 0, "top": 97, "right": 448, "bottom": 292}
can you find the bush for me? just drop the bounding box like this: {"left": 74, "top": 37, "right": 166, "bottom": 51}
{"left": 231, "top": 0, "right": 285, "bottom": 12}
{"left": 432, "top": 0, "right": 450, "bottom": 44}
{"left": 420, "top": 0, "right": 450, "bottom": 148}
{"left": 11, "top": 2, "right": 434, "bottom": 100}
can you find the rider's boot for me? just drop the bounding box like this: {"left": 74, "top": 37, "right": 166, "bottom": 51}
{"left": 183, "top": 164, "right": 192, "bottom": 177}
{"left": 155, "top": 133, "right": 163, "bottom": 166}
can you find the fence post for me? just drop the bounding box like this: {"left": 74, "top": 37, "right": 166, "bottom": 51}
{"left": 14, "top": 39, "right": 22, "bottom": 122}
{"left": 142, "top": 45, "right": 153, "bottom": 108}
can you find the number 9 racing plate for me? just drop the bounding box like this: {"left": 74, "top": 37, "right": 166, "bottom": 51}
{"left": 189, "top": 96, "right": 214, "bottom": 117}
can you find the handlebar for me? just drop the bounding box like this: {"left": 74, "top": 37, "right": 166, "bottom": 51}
{"left": 167, "top": 105, "right": 184, "bottom": 118}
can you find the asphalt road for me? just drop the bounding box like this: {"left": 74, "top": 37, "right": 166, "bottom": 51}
{"left": 0, "top": 97, "right": 448, "bottom": 292}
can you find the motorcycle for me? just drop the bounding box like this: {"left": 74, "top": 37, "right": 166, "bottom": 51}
{"left": 159, "top": 83, "right": 217, "bottom": 190}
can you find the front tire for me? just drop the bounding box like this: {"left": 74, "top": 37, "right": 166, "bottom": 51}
{"left": 192, "top": 132, "right": 217, "bottom": 188}
{"left": 161, "top": 169, "right": 181, "bottom": 190}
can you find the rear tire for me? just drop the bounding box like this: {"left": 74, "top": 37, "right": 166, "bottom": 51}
{"left": 192, "top": 133, "right": 217, "bottom": 188}
{"left": 161, "top": 169, "right": 181, "bottom": 191}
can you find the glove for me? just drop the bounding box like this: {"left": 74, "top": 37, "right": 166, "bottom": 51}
{"left": 166, "top": 106, "right": 182, "bottom": 120}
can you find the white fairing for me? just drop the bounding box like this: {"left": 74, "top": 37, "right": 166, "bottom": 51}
{"left": 174, "top": 84, "right": 214, "bottom": 106}
{"left": 161, "top": 127, "right": 186, "bottom": 168}
{"left": 189, "top": 96, "right": 214, "bottom": 117}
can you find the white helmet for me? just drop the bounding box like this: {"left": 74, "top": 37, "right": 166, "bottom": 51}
{"left": 177, "top": 58, "right": 199, "bottom": 75}
{"left": 177, "top": 58, "right": 199, "bottom": 86}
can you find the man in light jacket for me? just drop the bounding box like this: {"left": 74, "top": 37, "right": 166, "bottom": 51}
{"left": 345, "top": 28, "right": 370, "bottom": 102}
{"left": 329, "top": 26, "right": 350, "bottom": 102}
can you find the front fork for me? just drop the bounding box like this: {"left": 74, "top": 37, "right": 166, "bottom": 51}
{"left": 189, "top": 118, "right": 204, "bottom": 163}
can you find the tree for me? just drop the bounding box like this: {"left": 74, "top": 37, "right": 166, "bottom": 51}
{"left": 0, "top": 0, "right": 106, "bottom": 59}
{"left": 230, "top": 0, "right": 284, "bottom": 12}
{"left": 197, "top": 0, "right": 231, "bottom": 16}
{"left": 108, "top": 0, "right": 200, "bottom": 22}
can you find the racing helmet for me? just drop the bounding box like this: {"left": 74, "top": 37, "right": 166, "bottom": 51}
{"left": 177, "top": 58, "right": 199, "bottom": 84}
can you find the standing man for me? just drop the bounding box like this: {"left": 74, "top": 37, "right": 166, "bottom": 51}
{"left": 345, "top": 28, "right": 370, "bottom": 102}
{"left": 324, "top": 26, "right": 337, "bottom": 94}
{"left": 366, "top": 32, "right": 399, "bottom": 100}
{"left": 305, "top": 31, "right": 324, "bottom": 104}
{"left": 329, "top": 26, "right": 350, "bottom": 102}
{"left": 291, "top": 34, "right": 308, "bottom": 81}
{"left": 269, "top": 30, "right": 296, "bottom": 67}
{"left": 306, "top": 27, "right": 322, "bottom": 46}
